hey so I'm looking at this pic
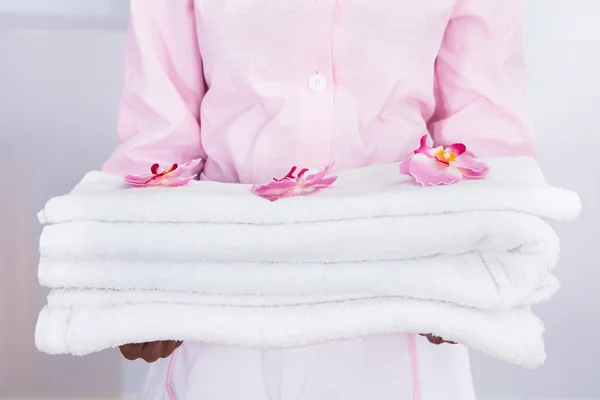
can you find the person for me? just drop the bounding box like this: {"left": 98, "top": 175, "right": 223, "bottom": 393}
{"left": 103, "top": 0, "right": 537, "bottom": 398}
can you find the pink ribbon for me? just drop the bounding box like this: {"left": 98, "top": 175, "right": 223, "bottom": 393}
{"left": 166, "top": 347, "right": 180, "bottom": 400}
{"left": 407, "top": 333, "right": 422, "bottom": 400}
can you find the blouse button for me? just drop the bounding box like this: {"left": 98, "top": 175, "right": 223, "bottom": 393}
{"left": 308, "top": 73, "right": 327, "bottom": 92}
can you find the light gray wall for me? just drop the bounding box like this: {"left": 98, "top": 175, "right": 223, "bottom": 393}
{"left": 0, "top": 27, "right": 125, "bottom": 398}
{"left": 0, "top": 0, "right": 598, "bottom": 398}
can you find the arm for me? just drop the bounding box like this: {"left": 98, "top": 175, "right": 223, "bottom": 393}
{"left": 107, "top": 0, "right": 202, "bottom": 363}
{"left": 424, "top": 0, "right": 534, "bottom": 346}
{"left": 429, "top": 0, "right": 536, "bottom": 157}
{"left": 102, "top": 0, "right": 206, "bottom": 176}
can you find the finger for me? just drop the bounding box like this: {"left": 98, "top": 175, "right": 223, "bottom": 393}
{"left": 163, "top": 341, "right": 183, "bottom": 358}
{"left": 141, "top": 353, "right": 159, "bottom": 363}
{"left": 141, "top": 345, "right": 161, "bottom": 363}
{"left": 420, "top": 333, "right": 456, "bottom": 345}
{"left": 419, "top": 333, "right": 437, "bottom": 339}
{"left": 139, "top": 346, "right": 160, "bottom": 364}
{"left": 120, "top": 343, "right": 145, "bottom": 360}
{"left": 428, "top": 335, "right": 457, "bottom": 345}
{"left": 121, "top": 343, "right": 145, "bottom": 353}
{"left": 426, "top": 335, "right": 445, "bottom": 345}
{"left": 149, "top": 341, "right": 181, "bottom": 362}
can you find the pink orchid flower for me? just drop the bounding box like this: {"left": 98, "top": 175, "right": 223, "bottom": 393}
{"left": 399, "top": 136, "right": 488, "bottom": 186}
{"left": 124, "top": 158, "right": 202, "bottom": 188}
{"left": 252, "top": 163, "right": 338, "bottom": 201}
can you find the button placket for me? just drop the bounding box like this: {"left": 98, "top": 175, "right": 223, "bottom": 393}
{"left": 297, "top": 0, "right": 336, "bottom": 165}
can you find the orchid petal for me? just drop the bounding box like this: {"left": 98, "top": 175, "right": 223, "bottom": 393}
{"left": 123, "top": 174, "right": 152, "bottom": 184}
{"left": 124, "top": 174, "right": 162, "bottom": 186}
{"left": 252, "top": 163, "right": 337, "bottom": 201}
{"left": 160, "top": 177, "right": 195, "bottom": 187}
{"left": 446, "top": 143, "right": 467, "bottom": 156}
{"left": 314, "top": 176, "right": 338, "bottom": 186}
{"left": 124, "top": 158, "right": 202, "bottom": 188}
{"left": 309, "top": 176, "right": 338, "bottom": 189}
{"left": 454, "top": 155, "right": 489, "bottom": 180}
{"left": 251, "top": 184, "right": 297, "bottom": 202}
{"left": 252, "top": 180, "right": 297, "bottom": 197}
{"left": 408, "top": 153, "right": 463, "bottom": 186}
{"left": 297, "top": 168, "right": 311, "bottom": 181}
{"left": 164, "top": 163, "right": 179, "bottom": 175}
{"left": 254, "top": 179, "right": 298, "bottom": 192}
{"left": 457, "top": 167, "right": 487, "bottom": 180}
{"left": 414, "top": 135, "right": 436, "bottom": 156}
{"left": 399, "top": 135, "right": 489, "bottom": 186}
{"left": 275, "top": 166, "right": 298, "bottom": 182}
{"left": 457, "top": 163, "right": 489, "bottom": 179}
{"left": 304, "top": 169, "right": 328, "bottom": 184}
{"left": 453, "top": 154, "right": 488, "bottom": 173}
{"left": 305, "top": 163, "right": 335, "bottom": 182}
{"left": 168, "top": 158, "right": 203, "bottom": 177}
{"left": 398, "top": 154, "right": 414, "bottom": 175}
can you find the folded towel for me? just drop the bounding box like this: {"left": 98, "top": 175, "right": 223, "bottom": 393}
{"left": 43, "top": 284, "right": 558, "bottom": 309}
{"left": 38, "top": 158, "right": 581, "bottom": 225}
{"left": 35, "top": 297, "right": 546, "bottom": 369}
{"left": 38, "top": 253, "right": 559, "bottom": 311}
{"left": 38, "top": 208, "right": 561, "bottom": 310}
{"left": 34, "top": 157, "right": 580, "bottom": 369}
{"left": 46, "top": 273, "right": 558, "bottom": 311}
{"left": 39, "top": 211, "right": 559, "bottom": 264}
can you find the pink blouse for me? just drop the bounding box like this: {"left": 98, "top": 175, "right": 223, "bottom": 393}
{"left": 103, "top": 0, "right": 536, "bottom": 184}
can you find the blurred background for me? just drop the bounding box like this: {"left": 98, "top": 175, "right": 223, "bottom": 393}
{"left": 0, "top": 0, "right": 598, "bottom": 399}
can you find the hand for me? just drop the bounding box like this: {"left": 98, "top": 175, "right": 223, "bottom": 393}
{"left": 119, "top": 341, "right": 183, "bottom": 363}
{"left": 420, "top": 334, "right": 457, "bottom": 345}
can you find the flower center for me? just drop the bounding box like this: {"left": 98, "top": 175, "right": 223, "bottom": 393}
{"left": 434, "top": 148, "right": 458, "bottom": 163}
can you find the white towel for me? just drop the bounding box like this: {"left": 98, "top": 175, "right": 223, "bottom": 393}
{"left": 34, "top": 157, "right": 580, "bottom": 369}
{"left": 43, "top": 284, "right": 558, "bottom": 309}
{"left": 38, "top": 158, "right": 581, "bottom": 225}
{"left": 38, "top": 208, "right": 562, "bottom": 311}
{"left": 39, "top": 211, "right": 560, "bottom": 264}
{"left": 38, "top": 254, "right": 559, "bottom": 311}
{"left": 35, "top": 297, "right": 546, "bottom": 369}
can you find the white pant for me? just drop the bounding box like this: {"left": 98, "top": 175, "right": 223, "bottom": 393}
{"left": 141, "top": 334, "right": 477, "bottom": 400}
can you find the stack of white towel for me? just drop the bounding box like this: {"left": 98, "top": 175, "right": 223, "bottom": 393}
{"left": 35, "top": 157, "right": 580, "bottom": 369}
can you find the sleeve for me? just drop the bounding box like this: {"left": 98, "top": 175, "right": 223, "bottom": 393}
{"left": 428, "top": 0, "right": 537, "bottom": 157}
{"left": 102, "top": 0, "right": 206, "bottom": 175}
